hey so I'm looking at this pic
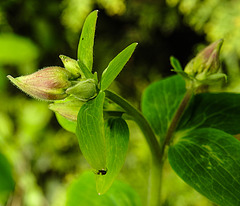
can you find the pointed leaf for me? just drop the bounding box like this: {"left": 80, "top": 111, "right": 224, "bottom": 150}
{"left": 168, "top": 128, "right": 240, "bottom": 206}
{"left": 142, "top": 75, "right": 186, "bottom": 141}
{"left": 170, "top": 56, "right": 183, "bottom": 72}
{"left": 96, "top": 118, "right": 129, "bottom": 194}
{"left": 77, "top": 10, "right": 98, "bottom": 72}
{"left": 76, "top": 92, "right": 106, "bottom": 171}
{"left": 178, "top": 93, "right": 240, "bottom": 135}
{"left": 66, "top": 172, "right": 142, "bottom": 206}
{"left": 100, "top": 43, "right": 138, "bottom": 91}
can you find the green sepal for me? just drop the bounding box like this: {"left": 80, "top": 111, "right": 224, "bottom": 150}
{"left": 55, "top": 113, "right": 77, "bottom": 133}
{"left": 66, "top": 79, "right": 97, "bottom": 101}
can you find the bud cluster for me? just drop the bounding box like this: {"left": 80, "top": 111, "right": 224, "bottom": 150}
{"left": 8, "top": 55, "right": 97, "bottom": 121}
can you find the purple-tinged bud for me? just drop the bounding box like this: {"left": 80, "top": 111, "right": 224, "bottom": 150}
{"left": 184, "top": 39, "right": 224, "bottom": 81}
{"left": 59, "top": 55, "right": 83, "bottom": 79}
{"left": 49, "top": 96, "right": 84, "bottom": 121}
{"left": 7, "top": 67, "right": 71, "bottom": 101}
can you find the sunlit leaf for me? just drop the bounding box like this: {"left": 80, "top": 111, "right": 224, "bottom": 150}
{"left": 168, "top": 128, "right": 240, "bottom": 206}
{"left": 66, "top": 172, "right": 142, "bottom": 206}
{"left": 96, "top": 118, "right": 129, "bottom": 194}
{"left": 142, "top": 75, "right": 186, "bottom": 141}
{"left": 178, "top": 93, "right": 240, "bottom": 135}
{"left": 77, "top": 10, "right": 98, "bottom": 76}
{"left": 76, "top": 92, "right": 106, "bottom": 171}
{"left": 100, "top": 43, "right": 138, "bottom": 91}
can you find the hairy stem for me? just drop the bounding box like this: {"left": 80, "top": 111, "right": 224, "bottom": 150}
{"left": 105, "top": 90, "right": 162, "bottom": 206}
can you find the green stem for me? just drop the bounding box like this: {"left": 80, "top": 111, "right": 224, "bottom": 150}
{"left": 105, "top": 90, "right": 162, "bottom": 206}
{"left": 161, "top": 89, "right": 193, "bottom": 153}
{"left": 105, "top": 90, "right": 161, "bottom": 158}
{"left": 148, "top": 157, "right": 163, "bottom": 206}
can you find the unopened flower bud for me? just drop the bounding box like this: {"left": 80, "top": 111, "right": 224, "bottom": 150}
{"left": 49, "top": 96, "right": 84, "bottom": 121}
{"left": 59, "top": 55, "right": 83, "bottom": 79}
{"left": 66, "top": 79, "right": 97, "bottom": 101}
{"left": 184, "top": 39, "right": 224, "bottom": 81}
{"left": 7, "top": 67, "right": 71, "bottom": 101}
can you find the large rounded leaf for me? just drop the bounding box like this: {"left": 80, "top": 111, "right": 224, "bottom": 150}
{"left": 142, "top": 75, "right": 186, "bottom": 141}
{"left": 168, "top": 128, "right": 240, "bottom": 206}
{"left": 177, "top": 93, "right": 240, "bottom": 135}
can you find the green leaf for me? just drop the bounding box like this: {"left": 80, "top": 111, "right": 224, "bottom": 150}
{"left": 55, "top": 113, "right": 77, "bottom": 133}
{"left": 76, "top": 92, "right": 106, "bottom": 171}
{"left": 66, "top": 171, "right": 142, "bottom": 206}
{"left": 142, "top": 75, "right": 186, "bottom": 141}
{"left": 96, "top": 118, "right": 129, "bottom": 194}
{"left": 77, "top": 10, "right": 98, "bottom": 77}
{"left": 168, "top": 128, "right": 240, "bottom": 206}
{"left": 100, "top": 43, "right": 138, "bottom": 91}
{"left": 170, "top": 56, "right": 183, "bottom": 72}
{"left": 178, "top": 93, "right": 240, "bottom": 135}
{"left": 0, "top": 152, "right": 15, "bottom": 202}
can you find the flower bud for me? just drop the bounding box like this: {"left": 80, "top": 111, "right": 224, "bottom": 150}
{"left": 184, "top": 39, "right": 224, "bottom": 81}
{"left": 49, "top": 96, "right": 84, "bottom": 121}
{"left": 66, "top": 79, "right": 97, "bottom": 101}
{"left": 7, "top": 67, "right": 71, "bottom": 101}
{"left": 59, "top": 55, "right": 83, "bottom": 79}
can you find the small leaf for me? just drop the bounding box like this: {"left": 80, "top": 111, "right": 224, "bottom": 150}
{"left": 96, "top": 118, "right": 129, "bottom": 194}
{"left": 76, "top": 92, "right": 106, "bottom": 171}
{"left": 77, "top": 10, "right": 98, "bottom": 73}
{"left": 178, "top": 93, "right": 240, "bottom": 135}
{"left": 168, "top": 128, "right": 240, "bottom": 206}
{"left": 170, "top": 56, "right": 183, "bottom": 72}
{"left": 142, "top": 75, "right": 186, "bottom": 141}
{"left": 66, "top": 172, "right": 142, "bottom": 206}
{"left": 100, "top": 43, "right": 138, "bottom": 91}
{"left": 55, "top": 113, "right": 77, "bottom": 133}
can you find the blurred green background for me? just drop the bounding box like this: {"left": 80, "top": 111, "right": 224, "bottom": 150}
{"left": 1, "top": 0, "right": 239, "bottom": 205}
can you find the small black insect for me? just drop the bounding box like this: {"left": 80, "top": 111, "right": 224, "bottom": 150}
{"left": 97, "top": 169, "right": 108, "bottom": 175}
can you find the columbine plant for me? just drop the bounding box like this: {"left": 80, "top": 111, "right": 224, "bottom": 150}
{"left": 8, "top": 11, "right": 240, "bottom": 206}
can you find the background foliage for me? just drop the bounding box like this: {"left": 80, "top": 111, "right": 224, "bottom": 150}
{"left": 0, "top": 0, "right": 239, "bottom": 205}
